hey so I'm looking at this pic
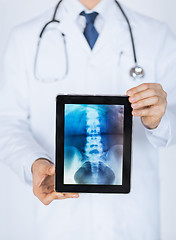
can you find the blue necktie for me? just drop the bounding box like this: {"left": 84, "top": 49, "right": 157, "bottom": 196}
{"left": 80, "top": 11, "right": 99, "bottom": 49}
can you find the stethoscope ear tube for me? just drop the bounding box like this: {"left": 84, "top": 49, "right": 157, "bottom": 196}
{"left": 39, "top": 0, "right": 63, "bottom": 38}
{"left": 53, "top": 0, "right": 63, "bottom": 21}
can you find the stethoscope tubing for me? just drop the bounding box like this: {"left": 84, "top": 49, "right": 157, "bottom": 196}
{"left": 36, "top": 0, "right": 144, "bottom": 81}
{"left": 114, "top": 0, "right": 137, "bottom": 65}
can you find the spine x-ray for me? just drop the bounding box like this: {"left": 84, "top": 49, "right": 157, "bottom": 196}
{"left": 64, "top": 104, "right": 124, "bottom": 185}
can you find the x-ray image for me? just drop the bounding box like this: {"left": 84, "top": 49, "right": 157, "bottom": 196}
{"left": 64, "top": 104, "right": 124, "bottom": 185}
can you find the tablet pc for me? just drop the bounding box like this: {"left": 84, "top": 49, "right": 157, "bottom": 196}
{"left": 55, "top": 95, "right": 132, "bottom": 194}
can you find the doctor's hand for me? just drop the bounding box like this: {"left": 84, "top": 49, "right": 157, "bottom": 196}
{"left": 127, "top": 83, "right": 167, "bottom": 129}
{"left": 32, "top": 159, "right": 79, "bottom": 205}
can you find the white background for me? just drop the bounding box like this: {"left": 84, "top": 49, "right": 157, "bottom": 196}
{"left": 0, "top": 0, "right": 176, "bottom": 239}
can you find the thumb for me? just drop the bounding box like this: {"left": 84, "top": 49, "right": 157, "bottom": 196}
{"left": 47, "top": 164, "right": 55, "bottom": 176}
{"left": 38, "top": 159, "right": 55, "bottom": 175}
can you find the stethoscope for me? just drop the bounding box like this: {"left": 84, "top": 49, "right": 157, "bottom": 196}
{"left": 34, "top": 0, "right": 145, "bottom": 82}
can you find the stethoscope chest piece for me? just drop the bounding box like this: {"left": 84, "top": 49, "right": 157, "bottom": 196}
{"left": 130, "top": 66, "right": 145, "bottom": 80}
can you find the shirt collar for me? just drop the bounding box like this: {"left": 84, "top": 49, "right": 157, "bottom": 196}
{"left": 55, "top": 0, "right": 135, "bottom": 27}
{"left": 62, "top": 0, "right": 115, "bottom": 21}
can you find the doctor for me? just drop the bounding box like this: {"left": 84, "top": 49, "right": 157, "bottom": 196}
{"left": 0, "top": 0, "right": 176, "bottom": 239}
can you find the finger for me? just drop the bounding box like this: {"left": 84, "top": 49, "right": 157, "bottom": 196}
{"left": 33, "top": 171, "right": 55, "bottom": 195}
{"left": 34, "top": 173, "right": 52, "bottom": 188}
{"left": 41, "top": 174, "right": 54, "bottom": 186}
{"left": 33, "top": 186, "right": 79, "bottom": 204}
{"left": 33, "top": 174, "right": 46, "bottom": 188}
{"left": 63, "top": 193, "right": 79, "bottom": 198}
{"left": 39, "top": 175, "right": 55, "bottom": 193}
{"left": 132, "top": 106, "right": 159, "bottom": 117}
{"left": 33, "top": 177, "right": 54, "bottom": 195}
{"left": 131, "top": 96, "right": 159, "bottom": 110}
{"left": 41, "top": 192, "right": 79, "bottom": 205}
{"left": 127, "top": 83, "right": 162, "bottom": 96}
{"left": 38, "top": 162, "right": 55, "bottom": 176}
{"left": 48, "top": 165, "right": 55, "bottom": 175}
{"left": 40, "top": 184, "right": 55, "bottom": 194}
{"left": 34, "top": 182, "right": 56, "bottom": 196}
{"left": 129, "top": 88, "right": 160, "bottom": 104}
{"left": 40, "top": 192, "right": 65, "bottom": 205}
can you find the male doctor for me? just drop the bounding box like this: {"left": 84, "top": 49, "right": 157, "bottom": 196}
{"left": 0, "top": 0, "right": 176, "bottom": 239}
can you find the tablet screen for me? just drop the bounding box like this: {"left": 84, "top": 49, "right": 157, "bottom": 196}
{"left": 64, "top": 104, "right": 124, "bottom": 186}
{"left": 55, "top": 95, "right": 132, "bottom": 193}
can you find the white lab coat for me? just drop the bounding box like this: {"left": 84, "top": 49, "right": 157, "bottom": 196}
{"left": 1, "top": 1, "right": 176, "bottom": 239}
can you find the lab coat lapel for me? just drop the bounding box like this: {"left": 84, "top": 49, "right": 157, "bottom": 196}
{"left": 92, "top": 17, "right": 135, "bottom": 55}
{"left": 57, "top": 14, "right": 91, "bottom": 54}
{"left": 54, "top": 10, "right": 135, "bottom": 55}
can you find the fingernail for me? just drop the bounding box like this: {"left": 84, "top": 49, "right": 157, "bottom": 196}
{"left": 132, "top": 103, "right": 138, "bottom": 108}
{"left": 127, "top": 90, "right": 133, "bottom": 96}
{"left": 72, "top": 195, "right": 78, "bottom": 198}
{"left": 130, "top": 96, "right": 135, "bottom": 101}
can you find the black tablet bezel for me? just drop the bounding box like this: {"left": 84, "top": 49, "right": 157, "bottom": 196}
{"left": 55, "top": 95, "right": 132, "bottom": 194}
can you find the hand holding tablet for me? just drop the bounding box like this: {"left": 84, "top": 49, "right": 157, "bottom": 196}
{"left": 55, "top": 95, "right": 132, "bottom": 194}
{"left": 32, "top": 158, "right": 79, "bottom": 205}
